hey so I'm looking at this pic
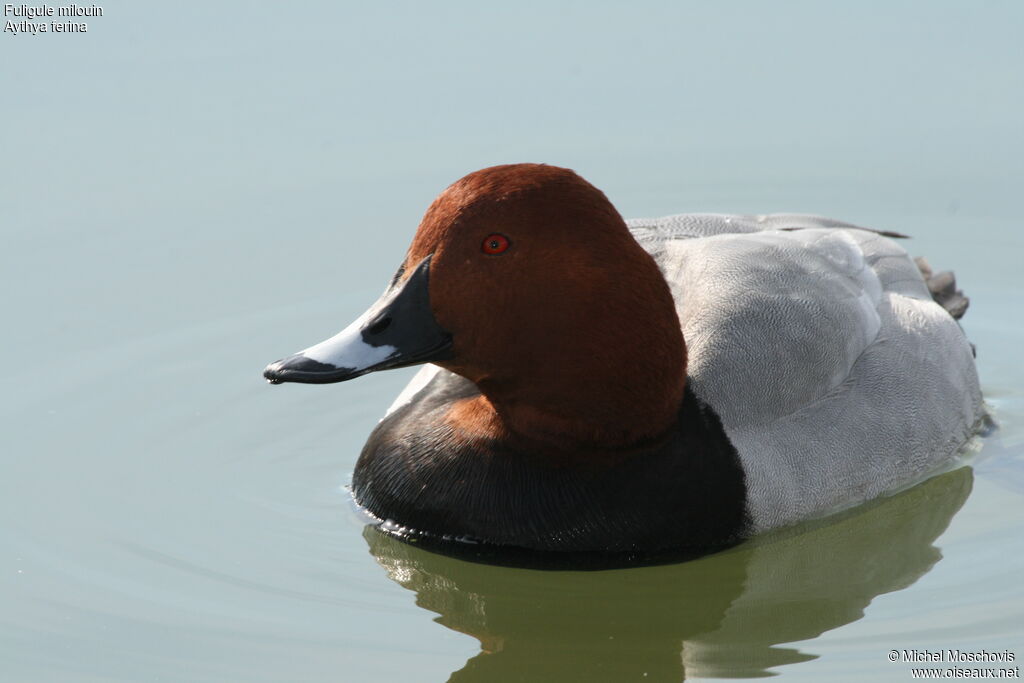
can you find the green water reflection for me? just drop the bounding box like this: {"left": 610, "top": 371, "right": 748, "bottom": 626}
{"left": 364, "top": 466, "right": 973, "bottom": 682}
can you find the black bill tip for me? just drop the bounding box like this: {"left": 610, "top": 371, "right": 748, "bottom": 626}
{"left": 263, "top": 354, "right": 361, "bottom": 385}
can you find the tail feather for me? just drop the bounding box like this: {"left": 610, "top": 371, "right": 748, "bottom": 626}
{"left": 915, "top": 257, "right": 969, "bottom": 320}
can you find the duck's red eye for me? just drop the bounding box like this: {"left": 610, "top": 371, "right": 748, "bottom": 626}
{"left": 482, "top": 233, "right": 510, "bottom": 255}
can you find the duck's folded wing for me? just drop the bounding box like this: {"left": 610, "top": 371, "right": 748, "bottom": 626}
{"left": 655, "top": 226, "right": 918, "bottom": 429}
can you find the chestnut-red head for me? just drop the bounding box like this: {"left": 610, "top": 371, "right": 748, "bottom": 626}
{"left": 265, "top": 164, "right": 687, "bottom": 446}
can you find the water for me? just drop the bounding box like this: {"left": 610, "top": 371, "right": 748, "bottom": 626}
{"left": 3, "top": 2, "right": 1023, "bottom": 681}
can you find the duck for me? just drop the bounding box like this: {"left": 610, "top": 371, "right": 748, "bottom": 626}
{"left": 264, "top": 163, "right": 985, "bottom": 561}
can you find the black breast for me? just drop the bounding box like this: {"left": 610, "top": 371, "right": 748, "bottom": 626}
{"left": 351, "top": 370, "right": 749, "bottom": 565}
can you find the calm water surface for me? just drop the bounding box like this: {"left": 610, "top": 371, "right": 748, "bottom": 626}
{"left": 3, "top": 3, "right": 1023, "bottom": 681}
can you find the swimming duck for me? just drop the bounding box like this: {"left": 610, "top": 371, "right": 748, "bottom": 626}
{"left": 264, "top": 163, "right": 985, "bottom": 559}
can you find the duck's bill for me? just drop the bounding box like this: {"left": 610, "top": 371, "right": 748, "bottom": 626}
{"left": 263, "top": 256, "right": 453, "bottom": 385}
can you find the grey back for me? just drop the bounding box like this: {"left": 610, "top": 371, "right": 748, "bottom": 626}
{"left": 628, "top": 213, "right": 985, "bottom": 531}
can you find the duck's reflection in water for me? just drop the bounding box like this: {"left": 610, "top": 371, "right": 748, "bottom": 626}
{"left": 364, "top": 466, "right": 972, "bottom": 682}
